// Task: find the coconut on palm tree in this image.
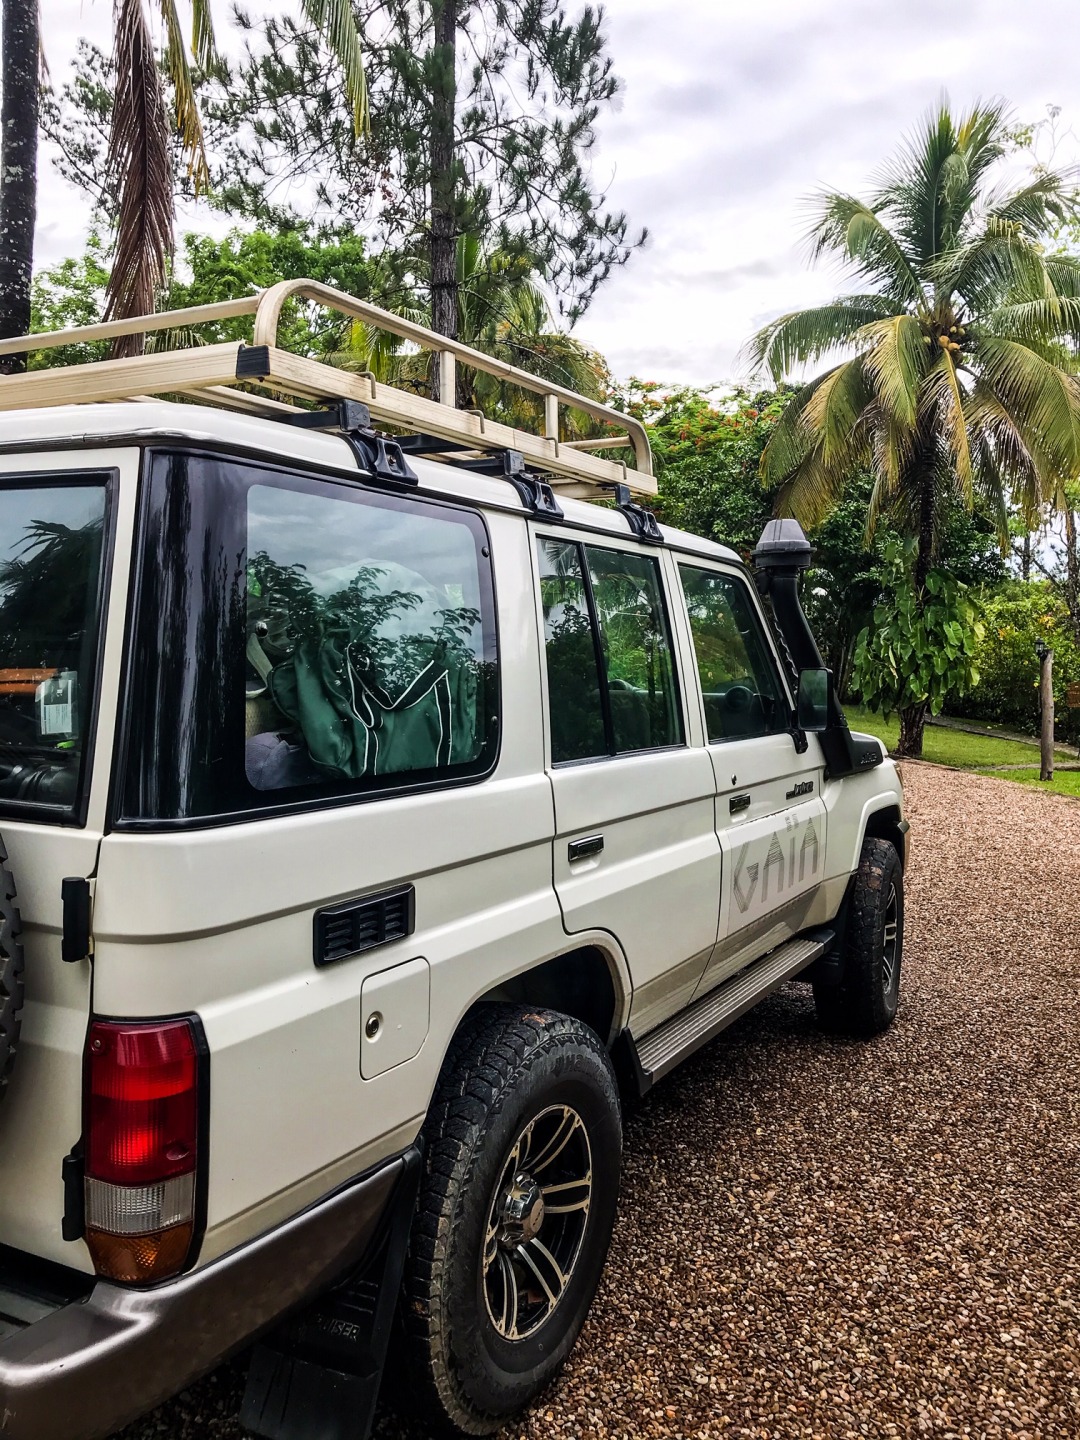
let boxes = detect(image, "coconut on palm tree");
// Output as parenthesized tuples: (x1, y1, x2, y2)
(751, 100, 1080, 756)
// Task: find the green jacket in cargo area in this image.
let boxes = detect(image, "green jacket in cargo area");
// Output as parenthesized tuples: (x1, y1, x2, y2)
(253, 559, 482, 782)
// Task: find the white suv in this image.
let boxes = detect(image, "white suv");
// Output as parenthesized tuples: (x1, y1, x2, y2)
(0, 289, 905, 1440)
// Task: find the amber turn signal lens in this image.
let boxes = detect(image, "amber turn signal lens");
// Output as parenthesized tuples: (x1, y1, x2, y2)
(85, 1222, 194, 1284)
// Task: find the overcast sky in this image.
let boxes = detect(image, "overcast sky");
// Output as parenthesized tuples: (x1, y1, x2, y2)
(35, 0, 1080, 387)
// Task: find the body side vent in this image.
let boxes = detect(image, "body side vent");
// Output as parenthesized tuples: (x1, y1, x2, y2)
(313, 885, 416, 968)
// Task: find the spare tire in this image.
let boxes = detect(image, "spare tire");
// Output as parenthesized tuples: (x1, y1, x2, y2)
(0, 837, 25, 1096)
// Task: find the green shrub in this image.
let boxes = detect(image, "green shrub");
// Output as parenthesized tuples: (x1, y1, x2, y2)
(959, 583, 1080, 738)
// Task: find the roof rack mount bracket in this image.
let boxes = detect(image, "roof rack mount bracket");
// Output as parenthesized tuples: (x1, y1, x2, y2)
(611, 482, 663, 543)
(398, 438, 563, 519)
(279, 399, 418, 488)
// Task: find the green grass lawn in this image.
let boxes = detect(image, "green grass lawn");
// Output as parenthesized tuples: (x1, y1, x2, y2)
(979, 768, 1080, 796)
(843, 705, 1080, 797)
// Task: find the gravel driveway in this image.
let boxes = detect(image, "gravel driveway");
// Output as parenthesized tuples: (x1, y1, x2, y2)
(121, 763, 1080, 1439)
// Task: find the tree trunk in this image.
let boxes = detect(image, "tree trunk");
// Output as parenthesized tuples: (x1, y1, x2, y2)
(1039, 646, 1054, 782)
(894, 459, 936, 759)
(1063, 505, 1080, 646)
(914, 461, 936, 596)
(1021, 530, 1032, 583)
(896, 701, 929, 759)
(0, 0, 40, 375)
(428, 0, 458, 399)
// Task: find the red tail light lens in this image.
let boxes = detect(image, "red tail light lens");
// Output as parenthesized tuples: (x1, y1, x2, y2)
(84, 1019, 202, 1283)
(86, 1021, 197, 1184)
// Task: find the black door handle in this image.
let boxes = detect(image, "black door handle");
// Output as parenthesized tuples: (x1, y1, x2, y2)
(568, 834, 604, 862)
(729, 793, 751, 814)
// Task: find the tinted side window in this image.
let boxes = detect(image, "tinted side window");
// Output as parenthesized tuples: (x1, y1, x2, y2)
(679, 565, 789, 742)
(586, 547, 682, 752)
(536, 539, 606, 763)
(120, 453, 498, 824)
(247, 482, 494, 792)
(537, 537, 683, 762)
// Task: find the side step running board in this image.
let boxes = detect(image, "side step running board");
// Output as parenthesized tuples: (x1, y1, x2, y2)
(630, 930, 834, 1090)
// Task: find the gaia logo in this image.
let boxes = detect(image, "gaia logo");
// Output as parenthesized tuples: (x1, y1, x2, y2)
(732, 815, 820, 916)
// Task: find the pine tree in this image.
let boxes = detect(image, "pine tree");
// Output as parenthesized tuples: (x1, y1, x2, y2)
(214, 1, 643, 371)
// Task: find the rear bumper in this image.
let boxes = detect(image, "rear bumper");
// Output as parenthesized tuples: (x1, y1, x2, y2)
(0, 1151, 409, 1440)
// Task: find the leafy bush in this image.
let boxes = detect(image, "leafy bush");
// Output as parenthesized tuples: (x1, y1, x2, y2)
(852, 540, 983, 719)
(960, 583, 1080, 738)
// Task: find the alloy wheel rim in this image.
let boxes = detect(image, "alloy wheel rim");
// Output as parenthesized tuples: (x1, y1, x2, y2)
(882, 883, 900, 996)
(482, 1104, 592, 1341)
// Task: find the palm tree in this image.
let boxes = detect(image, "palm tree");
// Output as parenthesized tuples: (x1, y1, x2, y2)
(751, 100, 1080, 756)
(0, 0, 41, 374)
(105, 0, 368, 349)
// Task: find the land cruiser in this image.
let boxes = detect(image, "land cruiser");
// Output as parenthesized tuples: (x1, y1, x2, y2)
(0, 283, 906, 1440)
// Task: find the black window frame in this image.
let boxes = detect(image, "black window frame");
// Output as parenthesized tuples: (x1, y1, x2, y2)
(535, 532, 686, 765)
(677, 560, 793, 746)
(0, 468, 116, 829)
(113, 447, 500, 830)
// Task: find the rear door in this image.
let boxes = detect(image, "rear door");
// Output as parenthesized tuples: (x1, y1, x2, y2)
(534, 532, 721, 1036)
(672, 560, 827, 1000)
(0, 452, 134, 1269)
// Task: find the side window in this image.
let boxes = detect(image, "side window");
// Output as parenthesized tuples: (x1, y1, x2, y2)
(536, 539, 607, 762)
(679, 565, 790, 742)
(246, 481, 496, 793)
(536, 536, 683, 762)
(585, 546, 682, 753)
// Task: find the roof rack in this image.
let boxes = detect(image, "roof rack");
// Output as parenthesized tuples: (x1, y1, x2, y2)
(0, 279, 654, 498)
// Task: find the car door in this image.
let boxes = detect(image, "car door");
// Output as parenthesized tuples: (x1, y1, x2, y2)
(673, 560, 828, 1000)
(534, 532, 721, 1036)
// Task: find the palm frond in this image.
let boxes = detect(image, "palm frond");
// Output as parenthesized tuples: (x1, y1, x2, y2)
(965, 376, 1048, 511)
(975, 333, 1080, 482)
(920, 349, 973, 501)
(877, 100, 1009, 263)
(859, 314, 929, 429)
(299, 0, 369, 135)
(807, 193, 923, 306)
(761, 371, 871, 525)
(981, 169, 1077, 238)
(189, 0, 217, 70)
(935, 221, 1052, 311)
(104, 0, 173, 351)
(1044, 256, 1080, 299)
(799, 358, 873, 467)
(159, 0, 210, 191)
(746, 295, 901, 381)
(984, 295, 1080, 349)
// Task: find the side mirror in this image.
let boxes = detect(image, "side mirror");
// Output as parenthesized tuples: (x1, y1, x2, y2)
(795, 667, 832, 733)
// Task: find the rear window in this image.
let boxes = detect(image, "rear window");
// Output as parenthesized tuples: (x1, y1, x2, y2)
(119, 453, 498, 824)
(0, 476, 110, 821)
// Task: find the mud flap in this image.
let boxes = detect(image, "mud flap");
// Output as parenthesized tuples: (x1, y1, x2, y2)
(240, 1145, 422, 1440)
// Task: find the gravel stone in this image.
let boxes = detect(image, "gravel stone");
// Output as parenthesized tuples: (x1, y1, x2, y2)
(120, 764, 1080, 1439)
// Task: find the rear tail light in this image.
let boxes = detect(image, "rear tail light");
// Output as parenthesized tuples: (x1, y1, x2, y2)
(83, 1018, 203, 1283)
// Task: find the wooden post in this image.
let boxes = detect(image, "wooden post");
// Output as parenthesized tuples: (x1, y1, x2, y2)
(1039, 644, 1054, 781)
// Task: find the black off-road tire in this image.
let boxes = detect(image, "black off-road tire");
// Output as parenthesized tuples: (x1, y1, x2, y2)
(814, 837, 903, 1037)
(0, 837, 25, 1094)
(393, 1005, 622, 1435)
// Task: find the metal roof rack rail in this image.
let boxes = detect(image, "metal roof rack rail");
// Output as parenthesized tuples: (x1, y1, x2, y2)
(0, 279, 654, 500)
